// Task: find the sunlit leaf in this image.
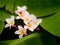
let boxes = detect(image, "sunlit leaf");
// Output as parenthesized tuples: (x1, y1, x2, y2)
(0, 32, 56, 45)
(0, 0, 5, 8)
(0, 9, 12, 22)
(5, 0, 15, 14)
(0, 21, 4, 34)
(0, 33, 43, 45)
(5, 0, 60, 17)
(40, 11, 60, 37)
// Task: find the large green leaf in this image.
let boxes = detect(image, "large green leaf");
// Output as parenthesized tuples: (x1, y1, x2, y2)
(14, 0, 60, 17)
(0, 32, 56, 45)
(0, 0, 5, 8)
(5, 0, 60, 17)
(40, 11, 60, 37)
(0, 8, 12, 33)
(0, 9, 12, 22)
(5, 0, 15, 14)
(40, 32, 56, 45)
(0, 21, 4, 34)
(0, 33, 43, 45)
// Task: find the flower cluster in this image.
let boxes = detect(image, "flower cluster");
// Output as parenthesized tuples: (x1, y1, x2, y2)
(5, 6, 42, 38)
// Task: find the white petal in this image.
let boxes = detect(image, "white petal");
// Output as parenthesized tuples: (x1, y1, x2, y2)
(23, 16, 31, 24)
(29, 28, 34, 32)
(24, 21, 28, 25)
(25, 11, 29, 15)
(24, 30, 27, 35)
(9, 26, 11, 29)
(11, 21, 14, 25)
(24, 12, 30, 17)
(28, 21, 36, 31)
(6, 18, 10, 23)
(33, 19, 42, 30)
(15, 30, 20, 34)
(26, 24, 34, 32)
(18, 25, 23, 30)
(17, 6, 21, 10)
(11, 16, 14, 20)
(22, 6, 27, 10)
(5, 24, 9, 28)
(24, 32, 27, 35)
(37, 19, 42, 24)
(15, 10, 20, 15)
(16, 16, 20, 19)
(24, 13, 29, 18)
(30, 14, 37, 20)
(19, 34, 23, 38)
(24, 27, 27, 33)
(24, 25, 28, 30)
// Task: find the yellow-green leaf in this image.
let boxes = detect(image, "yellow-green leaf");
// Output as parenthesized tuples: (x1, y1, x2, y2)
(40, 11, 60, 37)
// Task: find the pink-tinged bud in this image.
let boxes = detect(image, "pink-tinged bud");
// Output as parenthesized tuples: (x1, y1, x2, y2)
(35, 27, 40, 31)
(12, 25, 16, 27)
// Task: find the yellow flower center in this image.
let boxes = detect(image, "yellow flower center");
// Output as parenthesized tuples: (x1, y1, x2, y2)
(34, 21, 37, 25)
(20, 14, 24, 17)
(28, 23, 32, 28)
(25, 18, 29, 22)
(9, 20, 13, 25)
(20, 30, 25, 34)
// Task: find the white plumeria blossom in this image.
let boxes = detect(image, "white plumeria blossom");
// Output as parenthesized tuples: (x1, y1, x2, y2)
(5, 16, 15, 28)
(15, 26, 27, 38)
(30, 14, 42, 25)
(15, 6, 29, 19)
(15, 6, 27, 15)
(32, 19, 42, 29)
(23, 14, 32, 24)
(24, 14, 42, 32)
(24, 22, 34, 32)
(4, 6, 43, 39)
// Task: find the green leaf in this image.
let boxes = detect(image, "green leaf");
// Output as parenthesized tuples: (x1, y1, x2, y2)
(0, 21, 4, 34)
(0, 9, 12, 22)
(0, 0, 5, 8)
(0, 32, 56, 45)
(0, 33, 43, 45)
(40, 31, 56, 45)
(5, 0, 60, 17)
(14, 0, 60, 17)
(40, 11, 60, 37)
(5, 0, 15, 14)
(0, 8, 11, 33)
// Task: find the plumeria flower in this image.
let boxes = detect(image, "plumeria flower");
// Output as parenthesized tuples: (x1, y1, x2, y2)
(15, 26, 27, 38)
(32, 19, 42, 29)
(30, 14, 37, 20)
(24, 21, 34, 32)
(24, 14, 42, 32)
(5, 16, 15, 28)
(15, 6, 29, 19)
(30, 14, 42, 25)
(23, 14, 32, 24)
